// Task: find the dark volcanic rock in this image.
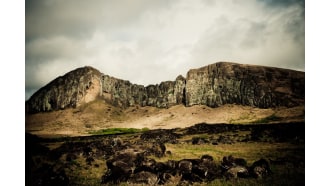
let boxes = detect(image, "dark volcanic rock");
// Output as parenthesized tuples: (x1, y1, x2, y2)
(249, 158, 272, 178)
(27, 123, 303, 185)
(26, 62, 304, 112)
(140, 129, 181, 144)
(128, 171, 159, 185)
(225, 166, 249, 179)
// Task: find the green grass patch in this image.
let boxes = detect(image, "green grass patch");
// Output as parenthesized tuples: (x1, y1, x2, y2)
(159, 142, 304, 164)
(89, 127, 149, 135)
(253, 114, 281, 124)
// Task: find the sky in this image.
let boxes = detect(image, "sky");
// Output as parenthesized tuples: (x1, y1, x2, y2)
(25, 0, 305, 100)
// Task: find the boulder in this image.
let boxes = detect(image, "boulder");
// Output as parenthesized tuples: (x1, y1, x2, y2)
(127, 171, 159, 185)
(250, 158, 272, 178)
(225, 166, 249, 179)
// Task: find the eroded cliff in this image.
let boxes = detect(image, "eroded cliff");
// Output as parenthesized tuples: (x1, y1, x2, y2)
(26, 66, 102, 112)
(26, 62, 304, 113)
(185, 62, 304, 108)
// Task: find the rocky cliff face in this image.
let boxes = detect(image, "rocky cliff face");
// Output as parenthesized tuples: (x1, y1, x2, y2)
(101, 73, 186, 108)
(26, 66, 102, 113)
(185, 62, 304, 108)
(26, 62, 304, 113)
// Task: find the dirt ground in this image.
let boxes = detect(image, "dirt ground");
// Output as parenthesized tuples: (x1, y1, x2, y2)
(26, 99, 304, 137)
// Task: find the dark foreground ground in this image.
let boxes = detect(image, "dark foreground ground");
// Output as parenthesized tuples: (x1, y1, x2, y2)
(26, 122, 305, 185)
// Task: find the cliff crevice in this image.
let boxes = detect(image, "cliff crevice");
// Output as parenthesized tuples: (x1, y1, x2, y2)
(26, 62, 304, 113)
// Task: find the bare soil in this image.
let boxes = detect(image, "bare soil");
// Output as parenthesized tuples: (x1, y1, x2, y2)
(26, 99, 304, 137)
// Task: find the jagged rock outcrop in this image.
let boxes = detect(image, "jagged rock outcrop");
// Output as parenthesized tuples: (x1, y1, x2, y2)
(26, 66, 102, 112)
(101, 74, 185, 108)
(185, 62, 304, 108)
(26, 62, 304, 113)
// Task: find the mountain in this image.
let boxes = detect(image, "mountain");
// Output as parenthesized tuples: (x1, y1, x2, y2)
(26, 62, 304, 113)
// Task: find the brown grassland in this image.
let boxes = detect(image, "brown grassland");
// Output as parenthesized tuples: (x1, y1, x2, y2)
(26, 98, 304, 137)
(26, 99, 304, 185)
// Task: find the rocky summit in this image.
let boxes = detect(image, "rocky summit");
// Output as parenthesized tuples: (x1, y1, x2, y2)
(26, 62, 304, 113)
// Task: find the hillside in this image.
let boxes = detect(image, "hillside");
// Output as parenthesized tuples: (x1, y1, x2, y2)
(26, 100, 304, 137)
(26, 62, 305, 113)
(25, 62, 304, 137)
(26, 62, 305, 185)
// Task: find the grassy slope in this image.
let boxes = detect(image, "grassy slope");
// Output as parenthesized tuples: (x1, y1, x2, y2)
(26, 98, 305, 137)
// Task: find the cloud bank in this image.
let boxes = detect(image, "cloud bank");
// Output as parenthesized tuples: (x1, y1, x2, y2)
(26, 0, 304, 100)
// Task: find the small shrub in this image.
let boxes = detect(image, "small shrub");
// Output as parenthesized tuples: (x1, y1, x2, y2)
(89, 127, 149, 135)
(253, 114, 281, 124)
(85, 124, 92, 128)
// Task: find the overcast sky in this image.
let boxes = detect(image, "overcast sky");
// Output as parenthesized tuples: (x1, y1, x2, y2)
(25, 0, 305, 100)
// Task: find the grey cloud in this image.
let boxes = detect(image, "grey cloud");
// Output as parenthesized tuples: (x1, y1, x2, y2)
(26, 37, 86, 64)
(26, 0, 171, 41)
(239, 21, 267, 49)
(25, 87, 38, 100)
(189, 0, 304, 70)
(258, 0, 305, 7)
(25, 0, 174, 86)
(26, 0, 304, 100)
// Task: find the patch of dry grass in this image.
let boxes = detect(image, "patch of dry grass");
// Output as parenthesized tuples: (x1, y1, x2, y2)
(26, 100, 305, 137)
(64, 156, 107, 185)
(155, 142, 304, 165)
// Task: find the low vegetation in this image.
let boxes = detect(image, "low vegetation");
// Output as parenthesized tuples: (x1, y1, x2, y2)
(89, 127, 149, 135)
(252, 114, 282, 124)
(26, 122, 304, 185)
(229, 113, 283, 124)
